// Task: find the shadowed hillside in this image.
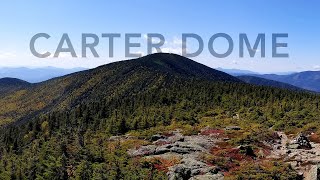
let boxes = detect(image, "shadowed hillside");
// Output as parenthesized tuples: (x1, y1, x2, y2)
(0, 78, 30, 95)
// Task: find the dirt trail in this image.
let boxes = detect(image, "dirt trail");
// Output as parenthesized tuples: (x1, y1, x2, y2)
(267, 131, 288, 158)
(278, 131, 289, 154)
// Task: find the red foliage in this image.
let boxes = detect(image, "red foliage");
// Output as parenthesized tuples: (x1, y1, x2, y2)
(200, 129, 224, 136)
(309, 133, 320, 143)
(153, 163, 168, 172)
(211, 142, 247, 161)
(220, 148, 246, 161)
(253, 142, 272, 158)
(152, 158, 180, 172)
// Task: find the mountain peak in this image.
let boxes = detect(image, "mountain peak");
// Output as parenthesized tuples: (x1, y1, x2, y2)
(119, 53, 242, 82)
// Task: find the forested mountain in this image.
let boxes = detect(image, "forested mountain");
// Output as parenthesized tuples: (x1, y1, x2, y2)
(249, 71, 320, 92)
(237, 75, 304, 91)
(0, 53, 319, 179)
(0, 53, 241, 126)
(0, 78, 30, 94)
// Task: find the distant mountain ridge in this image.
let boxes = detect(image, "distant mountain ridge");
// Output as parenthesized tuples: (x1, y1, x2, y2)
(217, 68, 320, 92)
(0, 67, 86, 83)
(237, 75, 304, 91)
(249, 71, 320, 92)
(2, 61, 317, 96)
(217, 68, 259, 76)
(218, 68, 297, 76)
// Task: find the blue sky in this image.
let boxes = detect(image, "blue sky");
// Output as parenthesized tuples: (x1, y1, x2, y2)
(0, 0, 319, 73)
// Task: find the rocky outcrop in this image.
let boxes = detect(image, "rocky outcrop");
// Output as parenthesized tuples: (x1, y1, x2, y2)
(130, 132, 218, 157)
(288, 134, 312, 150)
(128, 130, 224, 180)
(128, 145, 157, 156)
(155, 141, 206, 155)
(190, 173, 224, 180)
(268, 132, 320, 179)
(305, 164, 320, 180)
(167, 158, 222, 180)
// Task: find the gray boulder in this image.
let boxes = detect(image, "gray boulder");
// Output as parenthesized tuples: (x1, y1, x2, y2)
(288, 134, 312, 149)
(225, 126, 241, 131)
(167, 158, 221, 180)
(168, 133, 185, 143)
(190, 173, 224, 180)
(155, 141, 206, 155)
(167, 164, 192, 180)
(128, 145, 157, 156)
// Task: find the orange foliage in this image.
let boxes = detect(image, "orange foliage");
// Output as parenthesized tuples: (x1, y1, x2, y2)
(309, 133, 320, 143)
(152, 157, 181, 172)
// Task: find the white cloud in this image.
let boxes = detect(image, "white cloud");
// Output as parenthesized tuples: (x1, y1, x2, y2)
(252, 48, 260, 52)
(0, 52, 17, 59)
(173, 37, 183, 46)
(143, 34, 148, 40)
(51, 53, 73, 58)
(232, 60, 238, 65)
(313, 65, 320, 70)
(158, 47, 182, 54)
(143, 34, 164, 44)
(142, 35, 188, 55)
(148, 36, 187, 55)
